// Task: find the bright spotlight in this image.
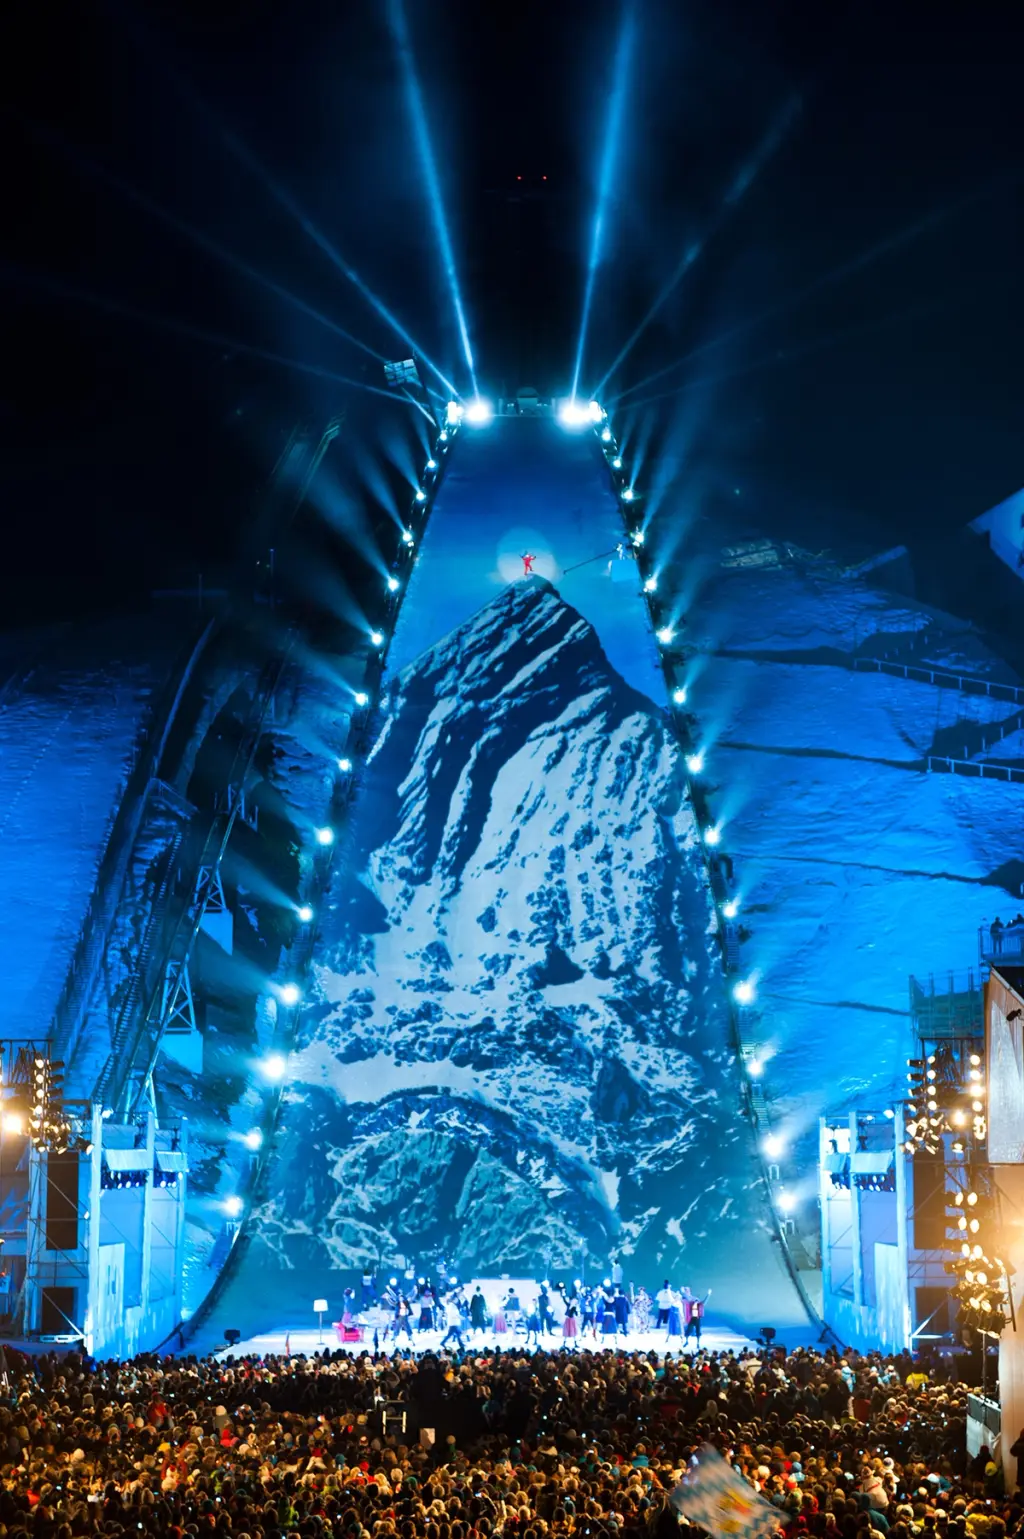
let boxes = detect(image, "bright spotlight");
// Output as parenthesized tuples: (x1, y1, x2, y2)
(588, 400, 604, 422)
(673, 686, 687, 705)
(630, 529, 644, 546)
(354, 691, 369, 707)
(260, 1052, 287, 1082)
(722, 897, 739, 919)
(426, 458, 437, 471)
(884, 1107, 895, 1119)
(558, 399, 591, 429)
(601, 427, 613, 443)
(612, 456, 623, 469)
(439, 429, 449, 443)
(465, 398, 493, 425)
(622, 486, 635, 502)
(446, 401, 463, 425)
(414, 488, 427, 503)
(657, 626, 674, 645)
(279, 982, 301, 1007)
(315, 826, 335, 847)
(704, 824, 721, 846)
(370, 631, 384, 647)
(747, 1058, 764, 1078)
(734, 978, 756, 1006)
(387, 575, 400, 592)
(686, 751, 704, 775)
(644, 576, 658, 593)
(224, 1195, 244, 1218)
(2, 1111, 24, 1136)
(243, 1129, 263, 1152)
(402, 529, 415, 546)
(297, 904, 314, 923)
(777, 1190, 796, 1215)
(763, 1134, 784, 1159)
(338, 757, 352, 773)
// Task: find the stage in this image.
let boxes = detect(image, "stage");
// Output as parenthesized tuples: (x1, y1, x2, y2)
(212, 1317, 757, 1360)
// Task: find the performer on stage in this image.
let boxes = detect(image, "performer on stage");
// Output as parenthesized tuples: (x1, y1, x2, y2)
(469, 1286, 487, 1337)
(562, 1295, 579, 1345)
(521, 552, 535, 576)
(684, 1287, 712, 1347)
(440, 1295, 466, 1352)
(655, 1279, 673, 1330)
(665, 1288, 684, 1343)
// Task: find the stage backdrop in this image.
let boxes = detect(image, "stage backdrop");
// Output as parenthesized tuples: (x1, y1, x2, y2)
(233, 418, 809, 1335)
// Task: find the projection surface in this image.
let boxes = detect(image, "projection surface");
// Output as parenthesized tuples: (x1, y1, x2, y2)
(227, 418, 808, 1335)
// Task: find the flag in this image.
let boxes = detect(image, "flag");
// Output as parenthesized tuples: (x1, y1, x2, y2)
(670, 1446, 780, 1539)
(285, 1333, 291, 1358)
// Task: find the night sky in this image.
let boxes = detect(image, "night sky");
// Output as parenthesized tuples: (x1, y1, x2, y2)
(3, 0, 1021, 629)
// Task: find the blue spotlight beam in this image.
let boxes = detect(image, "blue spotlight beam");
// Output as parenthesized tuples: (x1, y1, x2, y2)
(217, 126, 459, 398)
(0, 265, 413, 404)
(571, 2, 636, 402)
(24, 117, 387, 365)
(593, 94, 802, 396)
(386, 0, 476, 395)
(611, 167, 1022, 404)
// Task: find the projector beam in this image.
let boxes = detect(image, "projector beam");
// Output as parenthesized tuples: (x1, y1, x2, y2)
(570, 0, 636, 402)
(219, 128, 458, 398)
(593, 94, 802, 396)
(612, 168, 1021, 405)
(28, 122, 388, 365)
(387, 0, 477, 395)
(0, 266, 408, 404)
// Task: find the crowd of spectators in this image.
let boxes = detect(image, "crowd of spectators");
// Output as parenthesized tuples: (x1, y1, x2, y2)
(0, 1341, 1007, 1539)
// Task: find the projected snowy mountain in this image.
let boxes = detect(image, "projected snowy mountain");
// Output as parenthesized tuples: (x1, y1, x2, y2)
(249, 576, 782, 1309)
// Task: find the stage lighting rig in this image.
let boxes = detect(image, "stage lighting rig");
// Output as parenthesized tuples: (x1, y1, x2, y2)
(28, 1052, 71, 1154)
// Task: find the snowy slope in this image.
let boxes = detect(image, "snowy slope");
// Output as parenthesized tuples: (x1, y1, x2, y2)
(0, 622, 173, 1041)
(687, 559, 1024, 1175)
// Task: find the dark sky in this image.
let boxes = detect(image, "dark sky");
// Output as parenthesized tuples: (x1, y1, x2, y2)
(2, 0, 1021, 627)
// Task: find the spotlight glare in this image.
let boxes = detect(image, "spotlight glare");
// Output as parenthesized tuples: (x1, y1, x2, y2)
(338, 757, 352, 772)
(2, 1112, 24, 1136)
(260, 1052, 287, 1082)
(747, 1058, 763, 1078)
(704, 824, 721, 846)
(883, 1107, 895, 1119)
(588, 400, 604, 422)
(297, 904, 314, 923)
(622, 486, 635, 502)
(777, 1189, 796, 1214)
(558, 399, 591, 429)
(734, 978, 756, 1005)
(387, 575, 400, 592)
(644, 575, 658, 593)
(465, 398, 493, 425)
(446, 400, 463, 425)
(279, 982, 301, 1007)
(673, 686, 687, 705)
(354, 691, 370, 706)
(439, 429, 449, 442)
(370, 631, 384, 647)
(243, 1129, 263, 1151)
(686, 751, 704, 775)
(630, 528, 644, 546)
(723, 898, 739, 919)
(763, 1134, 784, 1159)
(657, 626, 674, 645)
(414, 488, 427, 502)
(224, 1195, 244, 1218)
(315, 826, 335, 847)
(612, 456, 623, 469)
(601, 427, 613, 443)
(426, 458, 437, 470)
(402, 529, 415, 546)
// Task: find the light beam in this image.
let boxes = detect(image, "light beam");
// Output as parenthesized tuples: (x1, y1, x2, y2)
(387, 0, 477, 393)
(571, 2, 636, 402)
(594, 94, 802, 394)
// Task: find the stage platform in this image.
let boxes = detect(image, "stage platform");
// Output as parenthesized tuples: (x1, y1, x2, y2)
(212, 1320, 757, 1360)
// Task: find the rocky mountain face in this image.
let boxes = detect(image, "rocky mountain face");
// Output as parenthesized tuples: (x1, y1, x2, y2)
(249, 578, 794, 1321)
